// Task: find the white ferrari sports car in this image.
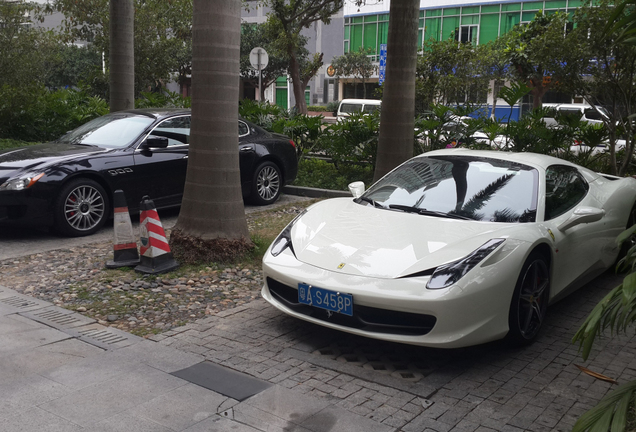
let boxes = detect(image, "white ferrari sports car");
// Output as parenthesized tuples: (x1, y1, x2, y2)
(262, 149, 636, 348)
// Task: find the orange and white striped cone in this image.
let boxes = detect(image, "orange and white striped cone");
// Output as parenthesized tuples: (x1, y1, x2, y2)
(106, 190, 140, 268)
(134, 196, 179, 274)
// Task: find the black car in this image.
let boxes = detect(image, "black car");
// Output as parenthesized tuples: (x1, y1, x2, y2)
(0, 109, 298, 237)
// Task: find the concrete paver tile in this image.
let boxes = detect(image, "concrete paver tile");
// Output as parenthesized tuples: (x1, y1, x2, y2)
(2, 407, 83, 432)
(242, 385, 330, 424)
(38, 364, 187, 427)
(303, 405, 395, 432)
(91, 411, 174, 432)
(183, 415, 265, 432)
(131, 383, 230, 430)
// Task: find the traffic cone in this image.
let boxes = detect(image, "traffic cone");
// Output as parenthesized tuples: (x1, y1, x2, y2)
(106, 190, 140, 269)
(134, 195, 179, 274)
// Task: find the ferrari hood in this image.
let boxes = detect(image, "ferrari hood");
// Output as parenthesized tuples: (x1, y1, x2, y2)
(291, 198, 525, 279)
(0, 142, 105, 181)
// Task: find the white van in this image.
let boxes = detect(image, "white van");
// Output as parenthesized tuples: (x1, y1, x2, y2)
(542, 103, 610, 127)
(336, 99, 381, 122)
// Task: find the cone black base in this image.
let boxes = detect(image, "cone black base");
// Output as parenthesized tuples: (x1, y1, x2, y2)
(134, 252, 179, 274)
(106, 248, 140, 269)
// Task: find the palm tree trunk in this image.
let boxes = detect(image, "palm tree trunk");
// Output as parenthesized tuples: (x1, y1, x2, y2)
(109, 0, 134, 112)
(373, 0, 419, 182)
(170, 0, 251, 262)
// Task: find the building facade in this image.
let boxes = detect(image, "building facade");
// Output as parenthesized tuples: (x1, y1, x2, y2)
(333, 0, 587, 119)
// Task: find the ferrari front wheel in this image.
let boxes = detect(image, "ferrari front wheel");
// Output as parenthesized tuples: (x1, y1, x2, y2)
(506, 252, 550, 345)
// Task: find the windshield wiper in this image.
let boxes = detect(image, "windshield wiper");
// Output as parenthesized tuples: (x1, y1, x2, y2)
(388, 205, 472, 220)
(355, 196, 387, 209)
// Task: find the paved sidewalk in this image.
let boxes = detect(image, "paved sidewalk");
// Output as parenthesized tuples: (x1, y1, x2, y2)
(1, 271, 634, 431)
(0, 285, 392, 432)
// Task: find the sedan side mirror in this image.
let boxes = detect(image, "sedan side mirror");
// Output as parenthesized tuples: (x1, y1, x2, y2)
(142, 135, 169, 149)
(558, 206, 605, 231)
(348, 181, 365, 198)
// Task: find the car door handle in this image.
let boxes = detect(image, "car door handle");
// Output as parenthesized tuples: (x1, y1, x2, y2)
(182, 155, 188, 159)
(240, 146, 253, 152)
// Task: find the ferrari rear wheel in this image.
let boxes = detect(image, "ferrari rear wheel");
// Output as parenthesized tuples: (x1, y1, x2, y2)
(506, 252, 550, 345)
(619, 202, 636, 261)
(54, 178, 109, 237)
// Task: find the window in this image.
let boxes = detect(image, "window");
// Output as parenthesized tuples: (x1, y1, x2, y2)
(151, 116, 191, 147)
(544, 165, 589, 220)
(362, 156, 539, 223)
(457, 25, 478, 44)
(238, 121, 250, 137)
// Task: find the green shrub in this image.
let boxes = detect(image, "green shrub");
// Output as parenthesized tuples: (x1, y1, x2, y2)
(0, 85, 108, 142)
(0, 139, 39, 151)
(239, 99, 285, 123)
(307, 105, 329, 112)
(293, 158, 373, 191)
(321, 111, 380, 168)
(326, 100, 340, 115)
(136, 90, 191, 109)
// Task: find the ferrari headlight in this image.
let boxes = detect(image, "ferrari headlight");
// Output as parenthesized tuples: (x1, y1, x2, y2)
(270, 210, 306, 257)
(0, 173, 45, 191)
(426, 239, 505, 290)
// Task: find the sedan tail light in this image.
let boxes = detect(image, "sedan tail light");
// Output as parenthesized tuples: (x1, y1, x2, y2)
(289, 140, 296, 148)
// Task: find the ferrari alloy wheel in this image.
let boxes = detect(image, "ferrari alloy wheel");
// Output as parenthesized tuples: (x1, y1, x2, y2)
(619, 203, 636, 260)
(252, 161, 282, 205)
(55, 179, 109, 237)
(507, 252, 550, 345)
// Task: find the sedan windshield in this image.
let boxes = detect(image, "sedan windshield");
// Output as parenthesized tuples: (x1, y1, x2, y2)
(362, 155, 539, 222)
(57, 114, 155, 148)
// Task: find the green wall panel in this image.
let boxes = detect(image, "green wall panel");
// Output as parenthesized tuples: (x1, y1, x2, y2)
(378, 22, 388, 45)
(351, 24, 363, 51)
(481, 5, 501, 13)
(462, 15, 479, 25)
(425, 17, 441, 42)
(363, 23, 377, 52)
(523, 1, 543, 10)
(442, 16, 459, 40)
(426, 9, 441, 17)
(462, 6, 479, 14)
(480, 13, 500, 44)
(502, 3, 521, 11)
(545, 0, 567, 7)
(501, 11, 521, 34)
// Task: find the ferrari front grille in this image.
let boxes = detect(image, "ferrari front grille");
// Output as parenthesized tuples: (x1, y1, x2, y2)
(266, 277, 436, 336)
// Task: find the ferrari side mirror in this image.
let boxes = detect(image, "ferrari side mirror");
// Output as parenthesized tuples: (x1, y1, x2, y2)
(558, 206, 605, 231)
(348, 181, 365, 198)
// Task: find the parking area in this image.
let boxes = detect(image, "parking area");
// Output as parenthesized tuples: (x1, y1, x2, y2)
(151, 271, 635, 432)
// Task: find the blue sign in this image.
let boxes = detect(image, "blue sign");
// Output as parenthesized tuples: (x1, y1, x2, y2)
(379, 44, 387, 86)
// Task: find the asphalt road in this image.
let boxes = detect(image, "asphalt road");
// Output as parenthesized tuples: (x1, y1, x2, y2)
(0, 194, 312, 261)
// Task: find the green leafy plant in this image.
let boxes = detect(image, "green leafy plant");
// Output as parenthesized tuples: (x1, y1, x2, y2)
(321, 110, 379, 168)
(135, 90, 191, 108)
(572, 226, 636, 432)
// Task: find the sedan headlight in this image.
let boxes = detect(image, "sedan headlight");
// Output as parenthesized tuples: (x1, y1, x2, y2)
(426, 239, 505, 290)
(0, 173, 45, 191)
(270, 210, 306, 257)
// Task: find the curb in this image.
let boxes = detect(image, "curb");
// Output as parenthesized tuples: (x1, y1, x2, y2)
(283, 185, 351, 199)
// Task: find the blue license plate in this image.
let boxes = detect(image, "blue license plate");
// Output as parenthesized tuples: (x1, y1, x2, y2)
(298, 283, 353, 316)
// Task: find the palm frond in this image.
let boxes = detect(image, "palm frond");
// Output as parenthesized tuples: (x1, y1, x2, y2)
(572, 380, 636, 432)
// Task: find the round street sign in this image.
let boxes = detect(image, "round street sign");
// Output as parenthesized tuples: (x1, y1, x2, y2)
(249, 47, 269, 70)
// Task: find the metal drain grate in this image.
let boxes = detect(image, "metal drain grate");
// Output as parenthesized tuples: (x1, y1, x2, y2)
(64, 323, 142, 350)
(78, 328, 128, 344)
(1, 296, 41, 309)
(313, 343, 443, 382)
(21, 307, 96, 330)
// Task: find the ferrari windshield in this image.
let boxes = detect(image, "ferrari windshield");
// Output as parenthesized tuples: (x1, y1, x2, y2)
(362, 155, 539, 222)
(56, 114, 155, 148)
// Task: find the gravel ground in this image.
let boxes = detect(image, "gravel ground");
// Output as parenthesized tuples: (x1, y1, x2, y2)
(0, 205, 308, 337)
